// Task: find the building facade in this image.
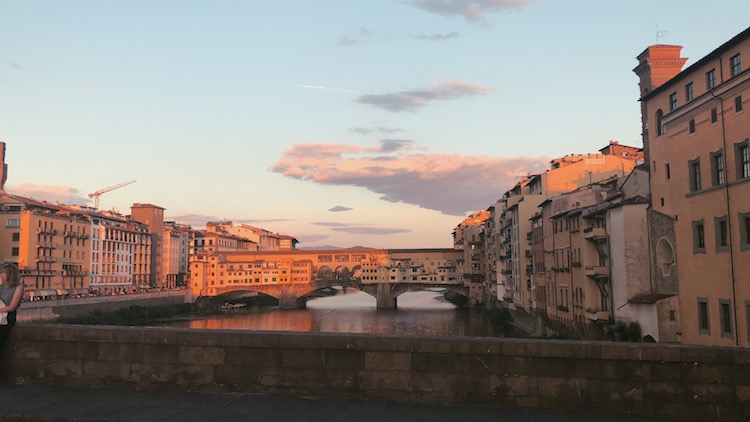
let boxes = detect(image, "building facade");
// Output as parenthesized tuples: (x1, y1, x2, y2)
(635, 27, 750, 346)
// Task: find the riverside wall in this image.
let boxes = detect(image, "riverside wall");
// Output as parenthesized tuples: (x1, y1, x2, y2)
(17, 290, 193, 321)
(2, 325, 749, 419)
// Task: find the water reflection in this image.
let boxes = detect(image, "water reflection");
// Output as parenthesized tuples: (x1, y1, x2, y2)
(162, 289, 495, 337)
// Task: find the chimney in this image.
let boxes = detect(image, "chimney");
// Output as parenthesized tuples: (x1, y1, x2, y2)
(633, 45, 688, 98)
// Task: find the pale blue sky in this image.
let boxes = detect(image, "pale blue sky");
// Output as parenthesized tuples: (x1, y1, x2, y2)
(2, 1, 749, 248)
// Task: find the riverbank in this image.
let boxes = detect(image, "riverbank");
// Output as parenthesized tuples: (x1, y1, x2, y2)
(19, 289, 193, 321)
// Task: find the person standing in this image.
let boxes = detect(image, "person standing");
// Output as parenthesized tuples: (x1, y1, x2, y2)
(0, 263, 24, 346)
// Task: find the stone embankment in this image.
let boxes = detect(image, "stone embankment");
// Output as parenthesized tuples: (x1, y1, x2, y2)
(3, 324, 748, 420)
(17, 290, 193, 321)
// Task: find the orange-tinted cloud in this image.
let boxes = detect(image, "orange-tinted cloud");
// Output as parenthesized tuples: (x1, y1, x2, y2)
(355, 80, 490, 112)
(6, 183, 89, 205)
(406, 0, 534, 22)
(270, 142, 549, 216)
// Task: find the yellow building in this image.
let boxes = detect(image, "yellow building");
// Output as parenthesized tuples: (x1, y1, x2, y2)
(635, 27, 750, 346)
(0, 193, 90, 297)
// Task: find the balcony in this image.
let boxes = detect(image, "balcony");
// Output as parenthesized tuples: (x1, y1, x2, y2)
(585, 265, 608, 280)
(524, 250, 532, 258)
(501, 269, 513, 276)
(584, 227, 606, 242)
(35, 256, 58, 263)
(586, 308, 611, 321)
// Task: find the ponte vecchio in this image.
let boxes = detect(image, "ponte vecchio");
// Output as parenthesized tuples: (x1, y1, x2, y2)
(189, 248, 478, 309)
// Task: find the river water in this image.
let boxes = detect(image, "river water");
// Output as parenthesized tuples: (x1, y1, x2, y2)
(161, 288, 497, 337)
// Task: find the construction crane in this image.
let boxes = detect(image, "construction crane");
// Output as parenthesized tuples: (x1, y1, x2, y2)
(89, 180, 136, 209)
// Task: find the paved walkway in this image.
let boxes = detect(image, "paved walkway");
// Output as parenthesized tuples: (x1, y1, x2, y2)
(0, 384, 718, 422)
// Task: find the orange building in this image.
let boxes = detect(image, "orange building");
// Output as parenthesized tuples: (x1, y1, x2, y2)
(635, 27, 750, 346)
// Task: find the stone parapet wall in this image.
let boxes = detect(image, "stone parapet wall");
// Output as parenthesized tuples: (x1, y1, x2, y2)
(3, 325, 749, 419)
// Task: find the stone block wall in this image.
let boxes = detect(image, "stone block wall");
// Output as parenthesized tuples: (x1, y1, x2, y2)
(3, 324, 749, 419)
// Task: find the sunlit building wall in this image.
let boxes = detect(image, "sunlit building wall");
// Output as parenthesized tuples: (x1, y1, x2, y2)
(635, 27, 750, 346)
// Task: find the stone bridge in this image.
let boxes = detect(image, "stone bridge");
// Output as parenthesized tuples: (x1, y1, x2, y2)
(191, 248, 470, 309)
(210, 278, 469, 309)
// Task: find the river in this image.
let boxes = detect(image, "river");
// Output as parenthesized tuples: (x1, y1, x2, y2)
(161, 288, 497, 337)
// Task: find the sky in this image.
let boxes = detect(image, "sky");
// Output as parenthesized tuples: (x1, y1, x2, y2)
(2, 1, 750, 249)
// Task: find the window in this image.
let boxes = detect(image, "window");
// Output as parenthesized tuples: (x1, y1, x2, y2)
(719, 300, 733, 339)
(689, 119, 696, 134)
(689, 159, 702, 192)
(736, 95, 743, 113)
(736, 141, 750, 180)
(6, 219, 20, 228)
(698, 298, 710, 335)
(669, 92, 677, 111)
(656, 110, 665, 136)
(740, 212, 750, 251)
(11, 233, 19, 242)
(693, 220, 706, 254)
(711, 108, 718, 124)
(11, 247, 18, 256)
(730, 54, 741, 77)
(685, 82, 693, 101)
(711, 151, 724, 186)
(715, 216, 729, 252)
(665, 163, 671, 179)
(706, 69, 716, 89)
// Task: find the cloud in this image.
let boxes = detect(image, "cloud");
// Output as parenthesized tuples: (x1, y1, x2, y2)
(413, 31, 460, 41)
(328, 206, 353, 212)
(6, 183, 90, 205)
(350, 125, 404, 136)
(299, 84, 354, 94)
(337, 27, 389, 46)
(271, 142, 549, 216)
(331, 226, 411, 235)
(405, 0, 534, 22)
(71, 82, 90, 89)
(313, 222, 411, 236)
(7, 61, 22, 70)
(355, 80, 490, 112)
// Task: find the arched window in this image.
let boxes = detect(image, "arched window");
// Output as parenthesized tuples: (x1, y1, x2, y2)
(656, 238, 675, 276)
(656, 109, 665, 136)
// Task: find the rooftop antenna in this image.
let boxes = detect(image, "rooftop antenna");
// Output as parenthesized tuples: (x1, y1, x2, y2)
(656, 25, 669, 44)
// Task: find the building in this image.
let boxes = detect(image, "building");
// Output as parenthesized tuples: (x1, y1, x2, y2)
(0, 193, 91, 297)
(130, 203, 166, 288)
(452, 210, 490, 306)
(0, 142, 7, 191)
(489, 147, 642, 315)
(163, 222, 191, 287)
(86, 209, 152, 292)
(634, 27, 750, 346)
